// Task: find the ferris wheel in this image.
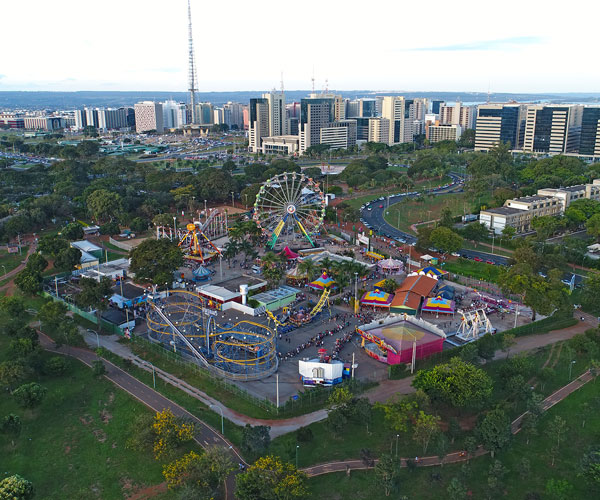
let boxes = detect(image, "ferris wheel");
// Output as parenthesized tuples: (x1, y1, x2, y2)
(253, 172, 326, 248)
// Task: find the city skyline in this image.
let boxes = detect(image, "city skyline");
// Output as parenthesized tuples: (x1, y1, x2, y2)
(1, 0, 598, 93)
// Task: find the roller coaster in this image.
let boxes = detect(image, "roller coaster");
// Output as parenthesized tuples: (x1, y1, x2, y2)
(265, 288, 331, 332)
(146, 290, 277, 381)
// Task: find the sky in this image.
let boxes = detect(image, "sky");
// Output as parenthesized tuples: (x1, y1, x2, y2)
(1, 0, 599, 93)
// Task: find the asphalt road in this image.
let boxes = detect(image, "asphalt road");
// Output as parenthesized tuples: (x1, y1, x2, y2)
(359, 172, 464, 245)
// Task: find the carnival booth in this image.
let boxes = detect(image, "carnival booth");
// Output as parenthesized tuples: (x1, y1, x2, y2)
(378, 258, 404, 274)
(286, 266, 308, 285)
(309, 272, 337, 291)
(357, 317, 445, 365)
(415, 266, 447, 279)
(421, 296, 455, 316)
(360, 289, 393, 309)
(365, 251, 384, 261)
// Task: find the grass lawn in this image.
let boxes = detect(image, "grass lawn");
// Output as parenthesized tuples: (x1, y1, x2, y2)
(0, 246, 28, 275)
(270, 341, 596, 469)
(101, 240, 130, 254)
(460, 239, 514, 258)
(306, 378, 600, 499)
(443, 258, 505, 284)
(383, 192, 473, 233)
(0, 332, 168, 499)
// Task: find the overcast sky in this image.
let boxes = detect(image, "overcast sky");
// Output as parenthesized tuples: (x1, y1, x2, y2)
(1, 0, 598, 93)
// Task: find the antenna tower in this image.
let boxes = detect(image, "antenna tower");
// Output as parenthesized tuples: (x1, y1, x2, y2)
(187, 0, 198, 124)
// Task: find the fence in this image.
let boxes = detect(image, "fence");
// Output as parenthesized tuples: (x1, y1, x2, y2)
(109, 237, 133, 251)
(41, 291, 125, 336)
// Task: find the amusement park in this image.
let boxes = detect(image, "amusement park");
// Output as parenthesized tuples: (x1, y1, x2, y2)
(63, 170, 538, 407)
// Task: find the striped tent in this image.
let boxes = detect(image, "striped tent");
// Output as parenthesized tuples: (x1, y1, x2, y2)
(360, 289, 393, 308)
(421, 296, 455, 315)
(416, 266, 447, 278)
(309, 272, 337, 291)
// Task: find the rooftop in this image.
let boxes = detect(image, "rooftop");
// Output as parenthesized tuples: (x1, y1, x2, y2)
(481, 206, 524, 215)
(252, 286, 299, 304)
(510, 195, 553, 203)
(211, 274, 266, 292)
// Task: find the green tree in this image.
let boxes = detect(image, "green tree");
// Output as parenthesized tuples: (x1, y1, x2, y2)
(0, 296, 25, 317)
(38, 234, 69, 257)
(129, 239, 184, 285)
(38, 300, 68, 333)
(374, 454, 401, 497)
(412, 411, 440, 454)
(586, 213, 600, 240)
(429, 226, 463, 253)
(61, 222, 84, 240)
(14, 269, 42, 295)
(53, 247, 81, 271)
(76, 277, 113, 331)
(12, 382, 47, 408)
(520, 412, 538, 445)
(0, 474, 34, 500)
(477, 407, 511, 458)
(546, 415, 568, 454)
(487, 460, 508, 491)
(241, 424, 271, 456)
(1, 413, 22, 445)
(43, 356, 69, 376)
(581, 272, 600, 311)
(92, 360, 106, 377)
(235, 455, 307, 500)
(579, 447, 600, 490)
(87, 189, 122, 223)
(130, 217, 149, 233)
(412, 357, 493, 409)
(438, 207, 455, 228)
(0, 361, 27, 391)
(380, 279, 399, 294)
(545, 479, 573, 500)
(446, 477, 467, 500)
(26, 252, 48, 273)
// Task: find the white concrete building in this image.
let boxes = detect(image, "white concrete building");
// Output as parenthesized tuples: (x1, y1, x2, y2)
(134, 101, 164, 134)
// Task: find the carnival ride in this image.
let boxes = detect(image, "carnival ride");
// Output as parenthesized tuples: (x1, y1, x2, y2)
(455, 308, 495, 342)
(253, 172, 326, 249)
(265, 288, 331, 332)
(156, 208, 226, 264)
(146, 290, 277, 380)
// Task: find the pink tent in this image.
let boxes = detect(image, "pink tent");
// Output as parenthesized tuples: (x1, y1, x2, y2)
(279, 246, 299, 259)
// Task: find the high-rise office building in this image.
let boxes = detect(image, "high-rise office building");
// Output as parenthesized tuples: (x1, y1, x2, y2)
(368, 117, 390, 143)
(579, 107, 600, 156)
(359, 98, 377, 118)
(431, 100, 444, 114)
(248, 98, 269, 153)
(428, 124, 462, 143)
(474, 104, 525, 151)
(309, 93, 346, 121)
(347, 100, 360, 118)
(319, 120, 357, 150)
(85, 108, 99, 129)
(195, 102, 213, 125)
(162, 100, 187, 129)
(440, 102, 475, 129)
(264, 91, 287, 136)
(223, 102, 244, 129)
(97, 108, 128, 131)
(134, 101, 164, 134)
(522, 105, 582, 154)
(380, 96, 417, 145)
(74, 109, 87, 129)
(299, 97, 335, 153)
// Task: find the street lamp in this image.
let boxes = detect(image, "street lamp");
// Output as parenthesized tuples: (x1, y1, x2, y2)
(296, 445, 300, 469)
(210, 404, 224, 435)
(1, 264, 6, 277)
(94, 331, 100, 349)
(569, 360, 576, 381)
(170, 340, 177, 353)
(354, 272, 358, 314)
(395, 434, 399, 457)
(145, 361, 156, 389)
(173, 216, 177, 236)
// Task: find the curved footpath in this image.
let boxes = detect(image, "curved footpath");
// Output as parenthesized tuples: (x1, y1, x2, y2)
(38, 329, 595, 484)
(36, 331, 242, 500)
(0, 241, 37, 291)
(76, 313, 596, 439)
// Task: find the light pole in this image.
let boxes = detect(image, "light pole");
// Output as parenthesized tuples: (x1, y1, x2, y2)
(146, 361, 156, 389)
(490, 231, 496, 255)
(173, 216, 177, 237)
(210, 404, 224, 435)
(231, 191, 235, 207)
(296, 445, 300, 469)
(1, 264, 6, 277)
(204, 199, 207, 214)
(569, 360, 576, 381)
(94, 331, 100, 349)
(354, 272, 358, 314)
(170, 340, 177, 353)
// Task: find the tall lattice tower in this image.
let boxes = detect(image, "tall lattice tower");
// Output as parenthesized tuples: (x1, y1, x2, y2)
(187, 0, 198, 124)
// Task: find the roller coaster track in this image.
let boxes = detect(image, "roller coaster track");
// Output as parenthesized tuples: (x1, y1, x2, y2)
(308, 288, 330, 317)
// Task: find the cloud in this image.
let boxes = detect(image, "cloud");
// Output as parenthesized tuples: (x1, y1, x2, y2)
(407, 36, 543, 52)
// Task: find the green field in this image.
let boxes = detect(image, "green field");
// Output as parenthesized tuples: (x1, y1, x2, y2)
(0, 321, 167, 499)
(384, 192, 473, 233)
(443, 258, 505, 284)
(306, 378, 600, 499)
(0, 246, 28, 275)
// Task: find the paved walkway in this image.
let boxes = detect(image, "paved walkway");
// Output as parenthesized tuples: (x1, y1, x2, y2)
(0, 241, 36, 291)
(79, 311, 597, 439)
(37, 331, 242, 500)
(303, 369, 594, 477)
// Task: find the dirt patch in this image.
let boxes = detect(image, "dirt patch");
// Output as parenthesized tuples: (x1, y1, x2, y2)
(92, 429, 107, 442)
(126, 482, 168, 500)
(100, 409, 113, 424)
(458, 414, 478, 431)
(79, 414, 94, 425)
